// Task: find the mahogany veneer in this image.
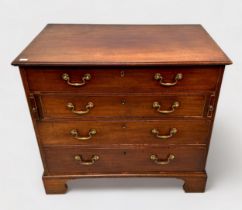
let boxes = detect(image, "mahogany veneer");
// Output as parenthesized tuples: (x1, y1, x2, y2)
(12, 24, 231, 194)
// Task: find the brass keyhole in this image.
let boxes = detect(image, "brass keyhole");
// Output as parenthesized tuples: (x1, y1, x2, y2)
(121, 99, 126, 105)
(120, 71, 125, 77)
(121, 124, 127, 129)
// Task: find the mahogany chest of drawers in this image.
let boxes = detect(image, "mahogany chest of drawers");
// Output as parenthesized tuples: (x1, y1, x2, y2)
(12, 24, 231, 193)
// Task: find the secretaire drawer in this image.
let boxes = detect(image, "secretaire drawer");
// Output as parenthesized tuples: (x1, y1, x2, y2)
(44, 146, 207, 175)
(37, 120, 211, 145)
(38, 94, 207, 119)
(24, 66, 222, 93)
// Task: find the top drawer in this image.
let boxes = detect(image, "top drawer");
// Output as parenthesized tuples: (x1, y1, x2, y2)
(24, 66, 222, 93)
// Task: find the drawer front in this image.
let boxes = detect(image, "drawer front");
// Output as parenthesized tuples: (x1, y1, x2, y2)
(25, 66, 221, 93)
(39, 94, 207, 119)
(44, 146, 207, 175)
(37, 120, 210, 145)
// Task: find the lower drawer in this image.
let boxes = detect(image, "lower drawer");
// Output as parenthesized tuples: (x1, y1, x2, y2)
(37, 120, 211, 145)
(44, 146, 207, 175)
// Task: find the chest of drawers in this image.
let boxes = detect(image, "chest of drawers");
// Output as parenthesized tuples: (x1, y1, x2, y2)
(12, 24, 231, 194)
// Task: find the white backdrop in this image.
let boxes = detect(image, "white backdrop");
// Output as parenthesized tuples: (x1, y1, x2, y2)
(0, 0, 241, 209)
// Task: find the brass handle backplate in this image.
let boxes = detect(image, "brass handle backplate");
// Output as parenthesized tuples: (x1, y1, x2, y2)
(154, 73, 183, 86)
(150, 154, 175, 165)
(67, 102, 94, 115)
(62, 73, 91, 86)
(74, 155, 99, 165)
(70, 129, 97, 140)
(151, 128, 177, 139)
(153, 101, 179, 114)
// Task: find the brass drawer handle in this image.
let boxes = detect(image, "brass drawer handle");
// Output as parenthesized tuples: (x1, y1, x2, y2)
(150, 154, 175, 165)
(67, 102, 94, 115)
(62, 73, 91, 86)
(153, 101, 179, 114)
(154, 73, 183, 86)
(151, 128, 177, 139)
(74, 155, 99, 165)
(70, 129, 97, 140)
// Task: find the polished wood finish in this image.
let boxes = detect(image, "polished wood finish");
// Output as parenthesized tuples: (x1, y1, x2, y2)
(12, 24, 231, 66)
(39, 94, 207, 119)
(182, 174, 207, 193)
(12, 24, 231, 194)
(42, 172, 207, 194)
(44, 146, 206, 175)
(42, 176, 68, 194)
(37, 120, 211, 145)
(25, 67, 221, 93)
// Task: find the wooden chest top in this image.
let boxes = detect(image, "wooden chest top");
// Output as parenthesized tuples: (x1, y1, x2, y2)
(12, 24, 231, 66)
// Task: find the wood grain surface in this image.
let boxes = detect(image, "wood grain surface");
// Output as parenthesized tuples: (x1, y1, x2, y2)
(38, 94, 207, 119)
(12, 24, 231, 66)
(44, 146, 207, 175)
(24, 67, 222, 92)
(37, 120, 211, 145)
